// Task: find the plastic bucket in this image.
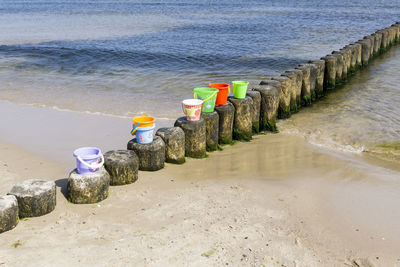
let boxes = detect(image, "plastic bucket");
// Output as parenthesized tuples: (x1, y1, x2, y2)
(73, 147, 104, 175)
(135, 124, 156, 144)
(209, 83, 230, 105)
(232, 81, 249, 99)
(193, 87, 218, 113)
(182, 99, 203, 121)
(131, 116, 155, 135)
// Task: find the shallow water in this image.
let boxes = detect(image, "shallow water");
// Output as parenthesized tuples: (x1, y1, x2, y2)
(0, 0, 399, 159)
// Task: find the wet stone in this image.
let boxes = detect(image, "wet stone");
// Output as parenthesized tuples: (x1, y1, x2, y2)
(0, 195, 19, 233)
(228, 96, 253, 141)
(8, 179, 56, 218)
(156, 127, 185, 163)
(127, 136, 166, 170)
(283, 69, 303, 109)
(104, 150, 139, 185)
(321, 55, 336, 90)
(295, 64, 312, 105)
(270, 76, 291, 119)
(252, 84, 281, 132)
(214, 102, 235, 145)
(201, 112, 219, 152)
(174, 117, 206, 157)
(246, 90, 261, 133)
(308, 60, 325, 98)
(68, 168, 110, 204)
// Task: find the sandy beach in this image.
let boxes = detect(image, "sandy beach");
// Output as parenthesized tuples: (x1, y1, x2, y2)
(1, 101, 400, 266)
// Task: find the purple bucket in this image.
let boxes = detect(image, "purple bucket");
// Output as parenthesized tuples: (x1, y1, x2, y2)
(73, 147, 104, 175)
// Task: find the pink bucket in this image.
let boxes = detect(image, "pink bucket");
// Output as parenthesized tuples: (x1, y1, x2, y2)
(182, 99, 203, 121)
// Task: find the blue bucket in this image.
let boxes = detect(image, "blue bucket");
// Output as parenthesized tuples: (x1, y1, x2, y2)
(73, 147, 104, 175)
(135, 124, 156, 144)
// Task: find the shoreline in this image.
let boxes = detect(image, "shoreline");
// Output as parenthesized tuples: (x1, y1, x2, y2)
(1, 102, 400, 266)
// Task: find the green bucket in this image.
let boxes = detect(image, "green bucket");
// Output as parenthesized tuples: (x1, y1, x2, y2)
(232, 81, 249, 99)
(193, 87, 218, 113)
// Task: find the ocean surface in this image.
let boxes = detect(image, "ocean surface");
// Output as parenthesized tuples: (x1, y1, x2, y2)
(0, 0, 399, 160)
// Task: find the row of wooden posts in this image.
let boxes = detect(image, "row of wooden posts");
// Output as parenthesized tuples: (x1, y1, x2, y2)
(1, 22, 399, 234)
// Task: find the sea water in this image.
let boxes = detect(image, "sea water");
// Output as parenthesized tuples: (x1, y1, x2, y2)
(0, 0, 399, 160)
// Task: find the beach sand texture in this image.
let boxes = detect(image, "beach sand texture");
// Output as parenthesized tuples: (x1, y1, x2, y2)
(1, 106, 400, 266)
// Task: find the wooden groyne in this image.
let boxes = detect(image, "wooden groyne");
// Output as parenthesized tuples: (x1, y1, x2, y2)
(1, 22, 399, 234)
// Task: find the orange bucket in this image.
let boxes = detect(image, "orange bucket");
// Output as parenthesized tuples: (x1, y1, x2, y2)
(209, 83, 230, 105)
(132, 116, 155, 127)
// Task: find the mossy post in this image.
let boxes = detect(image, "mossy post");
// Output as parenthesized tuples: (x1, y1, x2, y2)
(331, 51, 344, 84)
(378, 29, 389, 52)
(346, 44, 358, 73)
(156, 127, 185, 164)
(246, 90, 261, 133)
(307, 63, 317, 101)
(228, 96, 253, 141)
(295, 64, 312, 105)
(127, 136, 166, 170)
(8, 179, 56, 218)
(321, 55, 336, 90)
(68, 168, 110, 204)
(340, 47, 352, 78)
(269, 77, 291, 118)
(283, 69, 303, 108)
(215, 102, 235, 145)
(364, 35, 375, 58)
(253, 83, 281, 132)
(372, 32, 382, 56)
(0, 195, 19, 233)
(281, 71, 298, 112)
(174, 117, 207, 157)
(308, 60, 325, 99)
(104, 150, 139, 185)
(201, 112, 219, 151)
(357, 38, 371, 66)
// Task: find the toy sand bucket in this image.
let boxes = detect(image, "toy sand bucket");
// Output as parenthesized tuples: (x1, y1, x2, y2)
(209, 83, 230, 105)
(131, 116, 155, 135)
(135, 124, 156, 144)
(193, 87, 218, 113)
(232, 81, 249, 99)
(182, 99, 203, 121)
(73, 147, 104, 175)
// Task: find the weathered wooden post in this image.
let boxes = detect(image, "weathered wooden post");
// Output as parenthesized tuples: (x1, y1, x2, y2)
(269, 77, 292, 118)
(0, 195, 18, 233)
(68, 168, 110, 204)
(372, 32, 382, 56)
(174, 117, 206, 157)
(295, 64, 313, 104)
(309, 59, 325, 98)
(321, 55, 336, 90)
(156, 127, 185, 164)
(9, 179, 56, 217)
(215, 102, 235, 144)
(228, 97, 253, 141)
(281, 71, 298, 112)
(283, 69, 303, 108)
(127, 136, 166, 170)
(201, 112, 219, 151)
(357, 38, 372, 66)
(331, 51, 344, 84)
(253, 83, 281, 132)
(104, 150, 139, 185)
(246, 90, 261, 133)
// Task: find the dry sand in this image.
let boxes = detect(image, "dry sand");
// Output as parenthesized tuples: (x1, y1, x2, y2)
(1, 101, 400, 267)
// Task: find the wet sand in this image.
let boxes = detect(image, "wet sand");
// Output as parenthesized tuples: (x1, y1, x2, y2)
(1, 101, 400, 266)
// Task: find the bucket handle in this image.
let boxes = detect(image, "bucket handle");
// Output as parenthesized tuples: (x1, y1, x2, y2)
(130, 122, 140, 135)
(77, 153, 104, 170)
(194, 90, 218, 103)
